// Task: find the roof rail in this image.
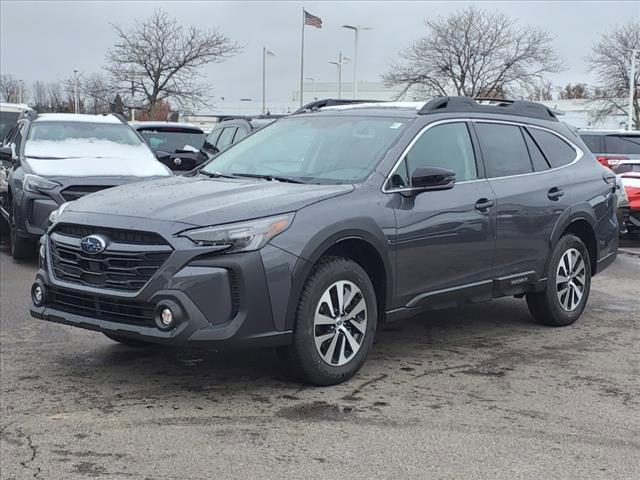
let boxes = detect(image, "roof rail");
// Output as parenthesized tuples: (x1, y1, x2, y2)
(418, 96, 558, 122)
(291, 98, 382, 115)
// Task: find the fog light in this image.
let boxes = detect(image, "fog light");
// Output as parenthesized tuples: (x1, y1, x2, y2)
(31, 282, 46, 307)
(154, 301, 182, 330)
(160, 307, 174, 326)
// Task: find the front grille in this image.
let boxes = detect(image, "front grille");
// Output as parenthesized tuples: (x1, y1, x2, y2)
(49, 225, 172, 292)
(47, 287, 155, 326)
(60, 185, 113, 202)
(55, 224, 166, 245)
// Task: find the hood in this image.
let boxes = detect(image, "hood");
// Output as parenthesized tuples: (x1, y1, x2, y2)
(65, 175, 354, 226)
(25, 139, 171, 177)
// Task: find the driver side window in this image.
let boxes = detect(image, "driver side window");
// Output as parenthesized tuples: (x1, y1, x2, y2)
(390, 122, 477, 189)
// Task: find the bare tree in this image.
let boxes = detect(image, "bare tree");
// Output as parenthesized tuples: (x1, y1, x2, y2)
(105, 9, 240, 117)
(557, 83, 590, 100)
(32, 81, 49, 111)
(0, 75, 27, 103)
(384, 7, 563, 100)
(82, 74, 112, 114)
(587, 21, 640, 129)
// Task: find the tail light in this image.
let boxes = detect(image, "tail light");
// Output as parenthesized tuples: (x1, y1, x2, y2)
(596, 155, 629, 168)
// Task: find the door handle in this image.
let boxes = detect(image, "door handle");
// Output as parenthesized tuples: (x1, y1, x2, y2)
(547, 187, 565, 201)
(475, 198, 495, 212)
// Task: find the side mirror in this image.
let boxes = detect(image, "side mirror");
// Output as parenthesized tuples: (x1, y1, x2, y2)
(202, 141, 219, 155)
(155, 150, 172, 161)
(0, 146, 13, 162)
(408, 166, 455, 195)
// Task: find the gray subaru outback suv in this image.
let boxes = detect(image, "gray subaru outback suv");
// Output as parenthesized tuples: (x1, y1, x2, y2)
(31, 97, 618, 385)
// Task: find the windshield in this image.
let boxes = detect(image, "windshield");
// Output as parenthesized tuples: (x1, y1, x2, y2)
(28, 121, 142, 146)
(0, 111, 19, 141)
(139, 129, 205, 153)
(201, 115, 408, 183)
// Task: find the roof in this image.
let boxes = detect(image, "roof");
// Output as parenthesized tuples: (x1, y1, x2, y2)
(34, 113, 123, 124)
(130, 121, 202, 132)
(0, 102, 33, 113)
(578, 129, 640, 135)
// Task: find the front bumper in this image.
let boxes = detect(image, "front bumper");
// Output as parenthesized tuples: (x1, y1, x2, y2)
(31, 224, 300, 347)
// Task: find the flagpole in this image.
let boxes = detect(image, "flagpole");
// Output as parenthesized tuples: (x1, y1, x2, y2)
(300, 7, 305, 108)
(262, 46, 266, 114)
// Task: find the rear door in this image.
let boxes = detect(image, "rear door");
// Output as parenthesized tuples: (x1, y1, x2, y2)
(473, 121, 574, 280)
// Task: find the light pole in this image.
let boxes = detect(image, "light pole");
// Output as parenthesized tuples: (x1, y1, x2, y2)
(342, 25, 372, 99)
(262, 47, 275, 114)
(73, 69, 79, 113)
(329, 52, 350, 99)
(628, 48, 638, 130)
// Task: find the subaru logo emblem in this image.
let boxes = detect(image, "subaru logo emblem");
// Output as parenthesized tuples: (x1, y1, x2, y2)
(80, 235, 107, 255)
(174, 158, 182, 166)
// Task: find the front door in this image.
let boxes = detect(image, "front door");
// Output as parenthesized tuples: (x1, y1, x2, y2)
(387, 120, 496, 308)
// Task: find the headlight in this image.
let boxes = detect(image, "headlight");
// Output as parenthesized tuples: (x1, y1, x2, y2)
(179, 213, 294, 252)
(48, 201, 72, 226)
(23, 174, 61, 193)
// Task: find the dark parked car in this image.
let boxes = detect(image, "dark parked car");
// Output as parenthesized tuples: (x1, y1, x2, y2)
(202, 116, 281, 155)
(31, 97, 618, 385)
(132, 121, 208, 173)
(579, 130, 640, 233)
(0, 112, 171, 259)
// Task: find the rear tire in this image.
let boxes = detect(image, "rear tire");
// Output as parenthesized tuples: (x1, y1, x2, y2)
(526, 234, 591, 327)
(103, 333, 153, 347)
(284, 256, 377, 386)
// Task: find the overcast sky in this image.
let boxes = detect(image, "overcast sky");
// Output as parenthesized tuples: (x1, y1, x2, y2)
(2, 0, 639, 106)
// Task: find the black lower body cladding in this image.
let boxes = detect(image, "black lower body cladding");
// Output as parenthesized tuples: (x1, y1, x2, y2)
(31, 227, 300, 347)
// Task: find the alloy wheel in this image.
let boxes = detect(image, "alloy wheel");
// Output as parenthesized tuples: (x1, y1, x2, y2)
(556, 248, 586, 312)
(313, 280, 367, 366)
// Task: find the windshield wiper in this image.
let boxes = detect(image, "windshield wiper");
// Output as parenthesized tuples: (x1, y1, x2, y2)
(197, 170, 238, 179)
(230, 173, 304, 184)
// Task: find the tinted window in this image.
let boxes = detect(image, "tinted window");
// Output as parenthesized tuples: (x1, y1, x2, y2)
(138, 129, 205, 153)
(529, 129, 576, 167)
(523, 129, 550, 172)
(604, 135, 640, 155)
(233, 128, 248, 143)
(0, 111, 19, 141)
(399, 122, 477, 186)
(476, 123, 532, 177)
(580, 134, 603, 153)
(216, 127, 237, 151)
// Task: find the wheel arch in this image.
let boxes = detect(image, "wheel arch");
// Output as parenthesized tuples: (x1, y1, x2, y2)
(549, 212, 598, 276)
(283, 228, 394, 331)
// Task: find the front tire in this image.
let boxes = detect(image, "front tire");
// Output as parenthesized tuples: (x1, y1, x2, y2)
(526, 234, 591, 327)
(9, 206, 36, 260)
(285, 256, 377, 386)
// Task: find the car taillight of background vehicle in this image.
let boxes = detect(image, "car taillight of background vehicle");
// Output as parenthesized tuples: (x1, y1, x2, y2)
(596, 155, 629, 168)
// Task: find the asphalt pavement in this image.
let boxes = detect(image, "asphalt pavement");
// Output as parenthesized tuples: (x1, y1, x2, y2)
(1, 234, 639, 479)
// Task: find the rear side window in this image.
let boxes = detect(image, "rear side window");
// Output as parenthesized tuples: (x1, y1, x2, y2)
(475, 123, 532, 177)
(233, 128, 248, 143)
(522, 129, 550, 172)
(580, 134, 603, 153)
(604, 135, 640, 155)
(529, 129, 576, 168)
(216, 127, 237, 151)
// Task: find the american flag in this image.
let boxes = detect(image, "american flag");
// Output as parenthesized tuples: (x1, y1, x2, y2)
(304, 10, 322, 28)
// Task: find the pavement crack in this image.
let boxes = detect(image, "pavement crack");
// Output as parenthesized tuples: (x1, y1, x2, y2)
(342, 373, 388, 401)
(17, 428, 42, 479)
